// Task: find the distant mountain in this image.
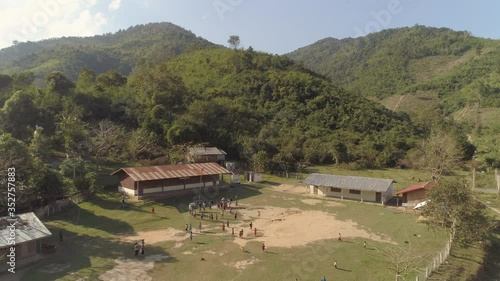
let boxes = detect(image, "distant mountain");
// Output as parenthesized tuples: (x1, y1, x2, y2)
(288, 25, 500, 113)
(0, 22, 220, 81)
(288, 25, 500, 162)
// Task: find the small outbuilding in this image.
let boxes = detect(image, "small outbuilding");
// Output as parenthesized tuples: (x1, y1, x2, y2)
(111, 162, 231, 199)
(187, 147, 227, 166)
(0, 212, 52, 271)
(394, 181, 435, 207)
(303, 173, 394, 204)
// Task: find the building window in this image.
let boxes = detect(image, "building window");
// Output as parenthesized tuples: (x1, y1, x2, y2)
(330, 187, 341, 192)
(349, 189, 361, 194)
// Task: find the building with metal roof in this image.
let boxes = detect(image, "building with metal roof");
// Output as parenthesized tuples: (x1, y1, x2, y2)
(394, 181, 435, 207)
(303, 173, 394, 204)
(0, 212, 52, 269)
(187, 147, 227, 166)
(111, 162, 231, 199)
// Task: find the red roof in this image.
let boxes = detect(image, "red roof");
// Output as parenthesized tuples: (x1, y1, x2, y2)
(111, 162, 231, 182)
(394, 181, 435, 195)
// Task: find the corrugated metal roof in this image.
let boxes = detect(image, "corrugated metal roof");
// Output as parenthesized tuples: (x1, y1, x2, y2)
(303, 173, 393, 192)
(394, 181, 435, 195)
(0, 212, 52, 248)
(189, 147, 227, 156)
(111, 162, 231, 182)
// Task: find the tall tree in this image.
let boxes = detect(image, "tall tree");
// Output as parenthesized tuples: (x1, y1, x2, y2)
(372, 239, 428, 281)
(485, 157, 500, 193)
(423, 178, 492, 246)
(1, 90, 39, 140)
(57, 106, 89, 157)
(414, 131, 463, 181)
(228, 35, 240, 49)
(90, 120, 124, 172)
(127, 128, 158, 162)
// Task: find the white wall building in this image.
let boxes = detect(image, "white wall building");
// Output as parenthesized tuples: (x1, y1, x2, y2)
(304, 173, 394, 204)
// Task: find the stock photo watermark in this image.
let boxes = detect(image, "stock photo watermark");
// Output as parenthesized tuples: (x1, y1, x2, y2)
(213, 0, 243, 21)
(6, 167, 17, 274)
(6, 0, 71, 45)
(354, 0, 414, 37)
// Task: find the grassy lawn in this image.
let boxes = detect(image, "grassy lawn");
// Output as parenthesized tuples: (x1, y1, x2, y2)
(19, 173, 451, 281)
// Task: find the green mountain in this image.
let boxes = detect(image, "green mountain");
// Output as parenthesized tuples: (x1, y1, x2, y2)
(163, 48, 419, 168)
(288, 25, 500, 109)
(0, 22, 219, 82)
(288, 26, 500, 162)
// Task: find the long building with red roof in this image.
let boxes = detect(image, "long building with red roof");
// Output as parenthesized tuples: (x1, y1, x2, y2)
(111, 162, 231, 199)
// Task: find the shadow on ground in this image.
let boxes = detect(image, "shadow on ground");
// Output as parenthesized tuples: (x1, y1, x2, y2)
(151, 184, 264, 213)
(20, 227, 177, 281)
(45, 204, 136, 235)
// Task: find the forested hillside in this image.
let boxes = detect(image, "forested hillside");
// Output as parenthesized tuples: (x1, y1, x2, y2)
(0, 22, 219, 82)
(0, 45, 433, 213)
(288, 25, 498, 101)
(288, 25, 500, 166)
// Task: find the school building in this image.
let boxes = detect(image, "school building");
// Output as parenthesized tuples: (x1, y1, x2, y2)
(111, 162, 231, 199)
(303, 173, 394, 204)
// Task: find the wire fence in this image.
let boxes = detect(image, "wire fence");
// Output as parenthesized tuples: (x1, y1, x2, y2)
(415, 235, 453, 281)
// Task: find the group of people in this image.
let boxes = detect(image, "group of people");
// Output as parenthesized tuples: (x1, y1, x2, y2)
(133, 239, 146, 258)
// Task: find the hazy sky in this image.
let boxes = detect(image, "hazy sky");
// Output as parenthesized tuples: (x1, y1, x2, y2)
(1, 0, 499, 54)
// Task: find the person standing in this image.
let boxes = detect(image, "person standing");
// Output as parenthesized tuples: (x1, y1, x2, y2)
(338, 233, 342, 241)
(249, 222, 253, 230)
(261, 242, 266, 252)
(141, 240, 145, 257)
(363, 241, 367, 248)
(199, 221, 202, 233)
(254, 227, 257, 237)
(189, 230, 193, 242)
(232, 227, 235, 236)
(151, 207, 155, 215)
(334, 260, 337, 269)
(134, 242, 139, 257)
(226, 220, 230, 227)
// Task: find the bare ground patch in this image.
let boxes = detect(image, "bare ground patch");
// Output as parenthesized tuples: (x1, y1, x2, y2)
(98, 254, 168, 281)
(301, 199, 323, 205)
(224, 256, 259, 270)
(231, 206, 393, 248)
(121, 228, 186, 244)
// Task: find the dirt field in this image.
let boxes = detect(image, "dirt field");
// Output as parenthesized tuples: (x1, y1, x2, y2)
(96, 195, 393, 280)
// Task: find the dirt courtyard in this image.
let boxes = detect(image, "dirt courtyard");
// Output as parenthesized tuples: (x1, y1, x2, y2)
(97, 184, 393, 280)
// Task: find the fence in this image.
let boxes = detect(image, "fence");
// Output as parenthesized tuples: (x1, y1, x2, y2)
(415, 235, 453, 281)
(34, 193, 86, 219)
